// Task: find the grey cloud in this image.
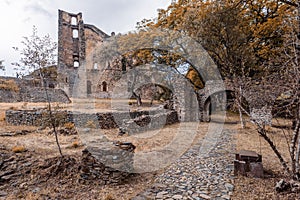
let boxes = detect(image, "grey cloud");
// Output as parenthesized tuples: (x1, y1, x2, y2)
(22, 17, 31, 23)
(24, 2, 53, 18)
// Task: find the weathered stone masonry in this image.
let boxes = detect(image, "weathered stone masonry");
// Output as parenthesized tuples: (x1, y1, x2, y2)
(0, 87, 70, 103)
(5, 109, 179, 132)
(57, 10, 114, 97)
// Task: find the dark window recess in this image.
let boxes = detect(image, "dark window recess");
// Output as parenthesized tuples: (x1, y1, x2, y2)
(121, 57, 126, 72)
(102, 81, 107, 92)
(48, 83, 55, 88)
(87, 80, 92, 94)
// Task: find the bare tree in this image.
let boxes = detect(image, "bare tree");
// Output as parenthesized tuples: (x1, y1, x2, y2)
(12, 26, 57, 87)
(13, 26, 63, 157)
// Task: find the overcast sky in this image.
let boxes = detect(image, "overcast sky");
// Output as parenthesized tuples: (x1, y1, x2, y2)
(0, 0, 171, 76)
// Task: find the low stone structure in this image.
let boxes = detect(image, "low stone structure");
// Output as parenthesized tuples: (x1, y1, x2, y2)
(5, 109, 179, 130)
(121, 111, 179, 135)
(234, 150, 264, 178)
(80, 147, 133, 184)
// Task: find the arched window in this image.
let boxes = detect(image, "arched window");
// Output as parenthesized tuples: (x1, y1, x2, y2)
(71, 17, 77, 25)
(48, 83, 55, 88)
(102, 81, 107, 92)
(73, 29, 79, 38)
(74, 61, 79, 68)
(93, 63, 98, 69)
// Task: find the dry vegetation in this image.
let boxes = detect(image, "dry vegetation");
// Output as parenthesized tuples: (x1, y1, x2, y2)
(0, 79, 19, 92)
(232, 115, 300, 200)
(1, 103, 299, 199)
(0, 101, 203, 199)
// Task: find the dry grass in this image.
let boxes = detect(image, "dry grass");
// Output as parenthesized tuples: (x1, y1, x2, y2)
(11, 145, 27, 153)
(0, 110, 5, 121)
(0, 79, 19, 92)
(63, 122, 75, 130)
(232, 115, 300, 200)
(3, 102, 299, 199)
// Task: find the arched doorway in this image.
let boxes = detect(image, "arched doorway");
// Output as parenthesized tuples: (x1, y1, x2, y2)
(102, 81, 107, 92)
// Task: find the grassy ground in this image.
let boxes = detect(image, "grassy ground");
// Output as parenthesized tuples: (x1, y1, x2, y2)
(0, 101, 205, 199)
(1, 103, 300, 199)
(231, 114, 300, 200)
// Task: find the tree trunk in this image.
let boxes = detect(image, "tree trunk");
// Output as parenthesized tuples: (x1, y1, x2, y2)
(258, 127, 290, 175)
(133, 91, 142, 106)
(294, 106, 300, 176)
(238, 86, 246, 128)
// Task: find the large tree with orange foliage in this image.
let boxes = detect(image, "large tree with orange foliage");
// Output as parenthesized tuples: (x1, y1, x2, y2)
(143, 0, 295, 79)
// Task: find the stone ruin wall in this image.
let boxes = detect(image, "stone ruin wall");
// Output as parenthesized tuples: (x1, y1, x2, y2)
(0, 76, 70, 103)
(57, 10, 122, 98)
(5, 109, 179, 131)
(57, 10, 85, 96)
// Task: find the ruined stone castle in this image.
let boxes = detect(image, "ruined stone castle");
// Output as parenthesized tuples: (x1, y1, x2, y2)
(57, 10, 124, 98)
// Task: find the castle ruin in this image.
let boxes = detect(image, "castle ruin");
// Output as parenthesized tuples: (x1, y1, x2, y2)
(57, 10, 123, 98)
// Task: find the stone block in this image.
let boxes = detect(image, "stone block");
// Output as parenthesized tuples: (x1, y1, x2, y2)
(249, 162, 264, 178)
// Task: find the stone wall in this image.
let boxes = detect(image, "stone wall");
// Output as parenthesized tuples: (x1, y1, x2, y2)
(122, 111, 179, 135)
(57, 10, 112, 97)
(80, 148, 133, 184)
(5, 109, 179, 130)
(0, 87, 70, 103)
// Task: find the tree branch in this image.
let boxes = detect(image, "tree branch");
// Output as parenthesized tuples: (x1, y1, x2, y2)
(280, 0, 298, 7)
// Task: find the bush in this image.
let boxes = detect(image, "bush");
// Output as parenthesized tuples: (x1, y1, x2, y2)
(71, 141, 80, 148)
(64, 122, 75, 130)
(85, 120, 96, 128)
(0, 79, 19, 92)
(12, 146, 26, 153)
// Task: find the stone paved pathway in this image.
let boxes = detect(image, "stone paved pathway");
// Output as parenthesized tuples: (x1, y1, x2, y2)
(133, 128, 235, 200)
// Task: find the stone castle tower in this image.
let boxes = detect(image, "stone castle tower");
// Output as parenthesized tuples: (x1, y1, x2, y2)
(57, 10, 111, 97)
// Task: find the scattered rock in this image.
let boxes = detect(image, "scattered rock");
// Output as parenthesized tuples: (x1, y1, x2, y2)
(225, 183, 234, 192)
(32, 187, 41, 193)
(221, 194, 231, 200)
(172, 194, 183, 199)
(275, 179, 291, 192)
(0, 191, 8, 197)
(199, 194, 211, 199)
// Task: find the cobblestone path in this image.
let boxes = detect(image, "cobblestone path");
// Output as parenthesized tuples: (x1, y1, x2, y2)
(133, 128, 236, 200)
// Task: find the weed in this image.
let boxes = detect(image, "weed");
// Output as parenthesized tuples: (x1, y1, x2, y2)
(12, 146, 26, 153)
(64, 122, 75, 130)
(9, 106, 18, 110)
(85, 120, 96, 129)
(71, 141, 80, 148)
(21, 102, 28, 109)
(104, 194, 115, 200)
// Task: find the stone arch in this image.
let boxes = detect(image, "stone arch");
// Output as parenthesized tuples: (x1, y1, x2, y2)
(91, 29, 224, 122)
(202, 90, 228, 122)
